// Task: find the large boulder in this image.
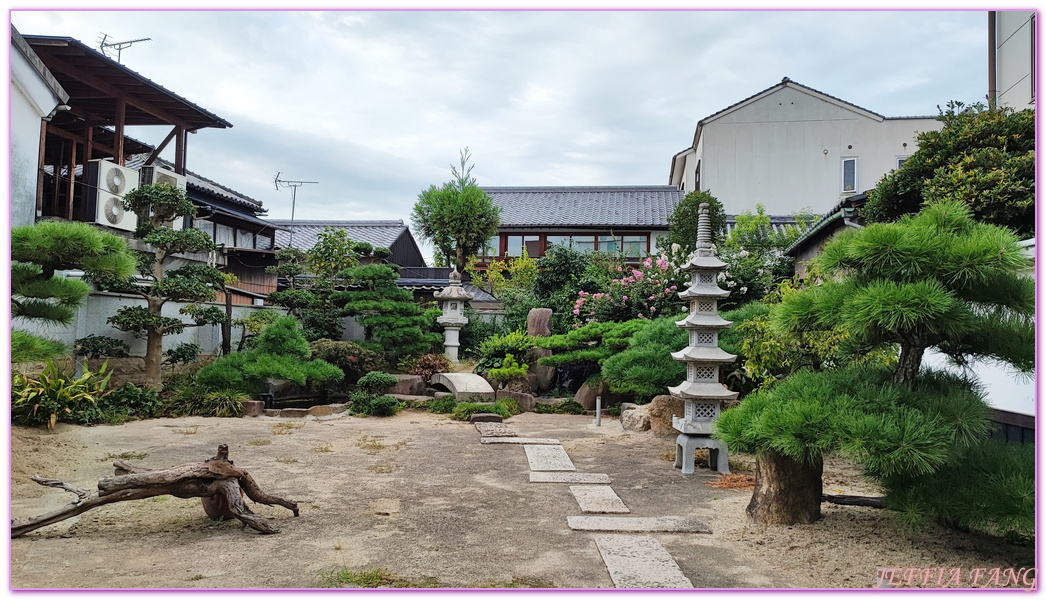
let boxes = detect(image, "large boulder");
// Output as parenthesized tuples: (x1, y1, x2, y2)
(574, 380, 634, 411)
(526, 308, 553, 337)
(385, 374, 426, 396)
(649, 394, 686, 436)
(497, 389, 536, 413)
(528, 348, 556, 394)
(620, 405, 651, 432)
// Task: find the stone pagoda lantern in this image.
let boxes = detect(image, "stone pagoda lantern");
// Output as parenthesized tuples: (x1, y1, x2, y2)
(669, 203, 739, 475)
(434, 268, 474, 365)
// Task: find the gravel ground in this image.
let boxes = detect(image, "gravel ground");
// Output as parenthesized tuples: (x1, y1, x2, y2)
(8, 411, 1033, 590)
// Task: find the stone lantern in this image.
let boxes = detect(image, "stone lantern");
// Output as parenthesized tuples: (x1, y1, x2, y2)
(669, 202, 739, 475)
(434, 268, 474, 365)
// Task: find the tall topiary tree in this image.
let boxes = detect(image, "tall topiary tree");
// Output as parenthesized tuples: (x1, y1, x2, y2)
(717, 200, 1034, 525)
(412, 148, 501, 271)
(333, 264, 441, 360)
(864, 101, 1035, 238)
(97, 183, 227, 388)
(664, 190, 727, 256)
(11, 221, 136, 362)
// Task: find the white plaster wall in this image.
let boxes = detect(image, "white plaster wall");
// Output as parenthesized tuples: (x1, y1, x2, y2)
(10, 44, 63, 228)
(996, 11, 1035, 109)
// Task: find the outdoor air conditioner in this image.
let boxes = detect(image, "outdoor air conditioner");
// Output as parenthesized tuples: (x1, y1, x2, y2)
(139, 165, 188, 230)
(86, 160, 139, 232)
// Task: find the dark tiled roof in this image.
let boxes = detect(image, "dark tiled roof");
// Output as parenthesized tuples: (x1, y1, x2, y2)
(126, 154, 263, 213)
(269, 220, 408, 251)
(482, 186, 685, 228)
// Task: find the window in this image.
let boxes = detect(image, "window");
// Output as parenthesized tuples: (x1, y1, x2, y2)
(598, 235, 619, 254)
(572, 235, 595, 253)
(483, 236, 499, 257)
(622, 235, 647, 258)
(896, 156, 909, 169)
(841, 158, 857, 193)
(547, 235, 570, 249)
(694, 159, 701, 191)
(524, 235, 540, 257)
(215, 223, 235, 247)
(256, 233, 273, 250)
(194, 220, 214, 238)
(237, 229, 253, 249)
(505, 235, 523, 257)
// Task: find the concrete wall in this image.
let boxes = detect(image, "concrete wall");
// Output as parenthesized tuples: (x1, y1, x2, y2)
(674, 85, 941, 217)
(996, 11, 1036, 109)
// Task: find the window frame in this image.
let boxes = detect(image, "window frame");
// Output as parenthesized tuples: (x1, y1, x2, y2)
(841, 157, 858, 194)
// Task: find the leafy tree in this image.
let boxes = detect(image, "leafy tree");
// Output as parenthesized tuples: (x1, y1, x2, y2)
(865, 101, 1035, 238)
(664, 190, 727, 255)
(97, 183, 227, 388)
(718, 200, 1034, 525)
(333, 264, 441, 360)
(11, 221, 136, 363)
(412, 148, 501, 271)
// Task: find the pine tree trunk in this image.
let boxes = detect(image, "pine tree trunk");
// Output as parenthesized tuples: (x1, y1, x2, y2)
(892, 342, 924, 387)
(144, 296, 165, 389)
(746, 450, 823, 525)
(222, 292, 233, 355)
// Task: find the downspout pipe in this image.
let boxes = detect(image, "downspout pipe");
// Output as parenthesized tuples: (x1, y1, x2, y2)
(989, 11, 998, 109)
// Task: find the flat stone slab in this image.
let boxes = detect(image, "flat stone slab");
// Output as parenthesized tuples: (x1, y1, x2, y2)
(524, 445, 575, 471)
(474, 422, 516, 437)
(278, 408, 309, 418)
(431, 372, 495, 402)
(567, 516, 712, 534)
(569, 485, 629, 514)
(469, 413, 502, 423)
(530, 472, 612, 484)
(482, 437, 561, 445)
(594, 535, 693, 588)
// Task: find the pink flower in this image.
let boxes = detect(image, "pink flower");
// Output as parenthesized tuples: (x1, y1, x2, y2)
(617, 266, 623, 272)
(643, 258, 653, 268)
(638, 313, 644, 318)
(656, 258, 668, 269)
(573, 309, 580, 314)
(665, 288, 671, 294)
(622, 295, 628, 301)
(590, 311, 595, 315)
(649, 295, 656, 300)
(632, 270, 643, 279)
(670, 285, 677, 291)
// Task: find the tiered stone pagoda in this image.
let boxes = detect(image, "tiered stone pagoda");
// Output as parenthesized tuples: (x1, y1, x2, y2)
(434, 268, 474, 365)
(669, 203, 738, 475)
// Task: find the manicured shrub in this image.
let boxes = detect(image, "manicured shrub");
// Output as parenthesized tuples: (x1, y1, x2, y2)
(74, 335, 130, 358)
(350, 392, 403, 417)
(488, 354, 528, 388)
(452, 401, 508, 421)
(309, 339, 384, 385)
(428, 396, 457, 414)
(94, 383, 164, 423)
(534, 400, 586, 415)
(167, 387, 247, 418)
(475, 329, 538, 373)
(357, 371, 399, 395)
(399, 353, 451, 383)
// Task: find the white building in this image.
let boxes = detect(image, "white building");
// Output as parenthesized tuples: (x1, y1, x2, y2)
(9, 25, 68, 228)
(991, 11, 1036, 110)
(669, 78, 941, 216)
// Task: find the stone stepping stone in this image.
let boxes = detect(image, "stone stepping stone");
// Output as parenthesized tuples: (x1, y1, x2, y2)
(569, 485, 629, 514)
(474, 422, 516, 437)
(567, 516, 712, 534)
(481, 437, 560, 445)
(524, 445, 575, 471)
(594, 535, 693, 588)
(529, 472, 612, 484)
(469, 413, 502, 423)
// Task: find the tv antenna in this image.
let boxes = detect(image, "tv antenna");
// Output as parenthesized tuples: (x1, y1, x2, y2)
(274, 172, 319, 248)
(98, 33, 151, 63)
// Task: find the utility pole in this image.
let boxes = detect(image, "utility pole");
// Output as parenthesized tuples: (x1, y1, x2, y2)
(274, 172, 318, 248)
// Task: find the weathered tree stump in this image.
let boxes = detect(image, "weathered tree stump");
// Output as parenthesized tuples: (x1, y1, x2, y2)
(12, 445, 298, 538)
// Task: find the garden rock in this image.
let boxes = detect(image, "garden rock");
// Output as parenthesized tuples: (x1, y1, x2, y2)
(528, 348, 557, 394)
(385, 374, 426, 396)
(496, 389, 536, 413)
(574, 381, 633, 411)
(431, 372, 495, 402)
(263, 409, 281, 417)
(468, 413, 503, 423)
(307, 405, 333, 417)
(649, 395, 686, 437)
(621, 406, 651, 432)
(241, 401, 264, 417)
(526, 308, 553, 337)
(432, 391, 453, 399)
(328, 403, 347, 413)
(279, 408, 309, 419)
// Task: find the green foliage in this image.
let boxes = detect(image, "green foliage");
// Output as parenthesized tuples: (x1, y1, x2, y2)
(412, 149, 501, 270)
(536, 320, 647, 369)
(474, 330, 538, 373)
(309, 339, 384, 384)
(571, 255, 682, 323)
(398, 353, 451, 384)
(351, 394, 403, 417)
(357, 371, 399, 395)
(534, 399, 587, 415)
(166, 388, 247, 418)
(253, 316, 311, 358)
(234, 308, 282, 351)
(451, 399, 517, 421)
(665, 190, 728, 255)
(335, 264, 441, 359)
(104, 383, 164, 420)
(428, 395, 457, 414)
(351, 241, 374, 256)
(600, 317, 687, 401)
(11, 330, 68, 364)
(12, 361, 113, 429)
(123, 183, 196, 231)
(865, 102, 1035, 238)
(488, 354, 529, 386)
(75, 335, 130, 359)
(373, 247, 392, 259)
(163, 342, 200, 366)
(307, 228, 360, 278)
(460, 309, 509, 358)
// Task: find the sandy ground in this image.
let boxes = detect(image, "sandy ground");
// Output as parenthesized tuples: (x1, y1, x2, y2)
(9, 410, 1033, 590)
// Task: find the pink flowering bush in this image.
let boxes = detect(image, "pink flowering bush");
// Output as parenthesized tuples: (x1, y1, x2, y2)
(572, 256, 683, 324)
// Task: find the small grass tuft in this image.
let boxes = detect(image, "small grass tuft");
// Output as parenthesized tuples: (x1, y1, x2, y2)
(276, 457, 299, 464)
(103, 451, 148, 461)
(313, 443, 333, 453)
(367, 465, 395, 474)
(173, 426, 198, 435)
(270, 421, 305, 435)
(247, 439, 272, 446)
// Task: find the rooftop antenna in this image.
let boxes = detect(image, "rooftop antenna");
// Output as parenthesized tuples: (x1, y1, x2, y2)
(274, 172, 319, 248)
(98, 32, 151, 63)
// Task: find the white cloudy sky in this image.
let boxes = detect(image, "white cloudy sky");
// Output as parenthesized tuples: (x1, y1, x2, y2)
(11, 8, 990, 227)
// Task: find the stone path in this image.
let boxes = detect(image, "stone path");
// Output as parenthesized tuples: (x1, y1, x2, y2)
(478, 420, 710, 588)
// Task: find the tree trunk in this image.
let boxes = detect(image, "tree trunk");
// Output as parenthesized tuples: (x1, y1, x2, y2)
(746, 450, 823, 525)
(222, 291, 233, 355)
(892, 342, 924, 387)
(143, 296, 165, 389)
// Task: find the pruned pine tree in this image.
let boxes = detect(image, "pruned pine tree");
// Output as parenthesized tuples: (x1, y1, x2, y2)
(11, 221, 136, 363)
(718, 200, 1033, 526)
(96, 183, 226, 388)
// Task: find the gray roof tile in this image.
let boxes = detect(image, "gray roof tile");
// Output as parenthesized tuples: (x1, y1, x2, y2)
(269, 220, 407, 251)
(482, 186, 685, 228)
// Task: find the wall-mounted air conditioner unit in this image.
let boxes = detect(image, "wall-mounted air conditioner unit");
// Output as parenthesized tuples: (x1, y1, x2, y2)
(85, 160, 139, 232)
(139, 165, 189, 230)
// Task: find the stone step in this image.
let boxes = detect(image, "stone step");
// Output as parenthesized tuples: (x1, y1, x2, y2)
(523, 444, 575, 471)
(594, 535, 693, 588)
(570, 485, 629, 514)
(469, 413, 503, 423)
(481, 437, 560, 445)
(474, 422, 516, 437)
(567, 516, 711, 534)
(529, 472, 612, 484)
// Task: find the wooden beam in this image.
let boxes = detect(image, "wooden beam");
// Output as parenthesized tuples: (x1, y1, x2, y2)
(45, 123, 118, 163)
(36, 120, 47, 218)
(174, 126, 185, 175)
(84, 119, 94, 164)
(144, 126, 178, 166)
(114, 98, 125, 165)
(66, 137, 76, 220)
(67, 105, 109, 126)
(40, 53, 192, 129)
